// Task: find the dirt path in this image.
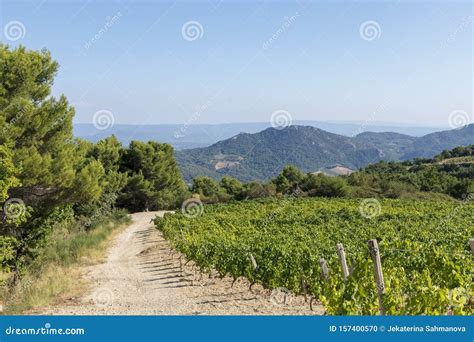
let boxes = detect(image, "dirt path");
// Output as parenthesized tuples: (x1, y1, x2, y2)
(40, 211, 322, 315)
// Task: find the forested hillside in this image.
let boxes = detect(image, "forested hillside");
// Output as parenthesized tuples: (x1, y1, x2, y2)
(180, 145, 474, 207)
(176, 125, 474, 182)
(351, 145, 474, 199)
(176, 126, 382, 182)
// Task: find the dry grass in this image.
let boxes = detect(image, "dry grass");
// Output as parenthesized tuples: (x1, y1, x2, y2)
(1, 218, 129, 314)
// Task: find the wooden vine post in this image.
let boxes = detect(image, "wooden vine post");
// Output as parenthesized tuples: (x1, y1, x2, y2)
(336, 243, 349, 281)
(319, 258, 329, 281)
(310, 258, 330, 311)
(469, 238, 474, 254)
(301, 276, 308, 302)
(368, 239, 385, 315)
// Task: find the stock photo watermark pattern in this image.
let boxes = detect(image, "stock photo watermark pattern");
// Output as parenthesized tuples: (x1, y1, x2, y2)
(270, 110, 293, 130)
(84, 12, 123, 50)
(181, 198, 204, 218)
(359, 20, 381, 41)
(3, 198, 26, 220)
(5, 322, 85, 336)
(3, 20, 26, 41)
(269, 287, 293, 307)
(448, 110, 471, 130)
(173, 99, 213, 139)
(262, 12, 300, 50)
(181, 21, 204, 41)
(93, 110, 115, 131)
(358, 198, 382, 219)
(92, 288, 115, 307)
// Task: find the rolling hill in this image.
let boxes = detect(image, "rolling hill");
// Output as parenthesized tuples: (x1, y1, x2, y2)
(176, 124, 474, 182)
(74, 121, 444, 150)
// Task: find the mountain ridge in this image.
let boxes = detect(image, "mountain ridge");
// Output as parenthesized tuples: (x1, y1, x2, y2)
(176, 124, 474, 182)
(74, 121, 446, 150)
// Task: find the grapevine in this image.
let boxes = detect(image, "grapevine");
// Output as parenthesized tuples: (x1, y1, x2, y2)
(155, 198, 473, 315)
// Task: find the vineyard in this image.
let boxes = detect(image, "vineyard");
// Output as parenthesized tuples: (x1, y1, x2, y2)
(155, 197, 473, 315)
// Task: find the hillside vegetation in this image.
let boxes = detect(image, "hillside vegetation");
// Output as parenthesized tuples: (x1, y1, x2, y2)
(176, 125, 474, 182)
(183, 145, 473, 206)
(352, 145, 474, 199)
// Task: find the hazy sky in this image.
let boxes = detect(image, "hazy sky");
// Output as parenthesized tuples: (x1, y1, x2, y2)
(1, 0, 472, 127)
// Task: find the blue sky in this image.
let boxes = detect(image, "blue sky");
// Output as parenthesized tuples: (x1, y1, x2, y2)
(1, 0, 472, 127)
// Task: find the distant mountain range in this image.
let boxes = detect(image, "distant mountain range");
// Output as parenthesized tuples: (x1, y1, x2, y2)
(74, 121, 445, 150)
(175, 124, 474, 182)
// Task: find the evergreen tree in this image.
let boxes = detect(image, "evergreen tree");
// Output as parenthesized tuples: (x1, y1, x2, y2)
(119, 141, 188, 210)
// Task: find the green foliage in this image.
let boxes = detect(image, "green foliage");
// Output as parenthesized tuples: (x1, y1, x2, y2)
(353, 145, 474, 199)
(72, 160, 105, 203)
(192, 176, 221, 197)
(219, 176, 243, 198)
(241, 182, 276, 199)
(271, 165, 350, 198)
(273, 165, 305, 194)
(302, 173, 350, 197)
(0, 145, 19, 202)
(1, 209, 130, 312)
(156, 197, 473, 315)
(189, 176, 228, 203)
(116, 172, 153, 212)
(0, 46, 116, 277)
(0, 236, 19, 273)
(0, 45, 84, 208)
(119, 141, 188, 211)
(87, 135, 128, 195)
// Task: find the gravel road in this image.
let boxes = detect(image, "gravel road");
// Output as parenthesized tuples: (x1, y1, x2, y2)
(40, 211, 322, 315)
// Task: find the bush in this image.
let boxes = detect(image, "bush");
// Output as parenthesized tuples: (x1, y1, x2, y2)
(273, 165, 305, 194)
(0, 236, 20, 274)
(303, 174, 350, 197)
(220, 176, 243, 199)
(242, 182, 276, 199)
(191, 176, 230, 203)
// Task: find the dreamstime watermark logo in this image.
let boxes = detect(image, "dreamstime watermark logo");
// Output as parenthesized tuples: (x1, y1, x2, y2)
(181, 198, 204, 218)
(92, 110, 115, 130)
(92, 288, 114, 307)
(359, 198, 381, 219)
(270, 110, 292, 130)
(262, 12, 299, 50)
(5, 322, 85, 336)
(84, 12, 122, 50)
(359, 21, 381, 41)
(173, 99, 212, 139)
(3, 198, 26, 220)
(181, 21, 204, 41)
(448, 110, 471, 130)
(442, 15, 474, 49)
(269, 287, 293, 306)
(447, 287, 471, 312)
(3, 21, 26, 41)
(351, 104, 386, 137)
